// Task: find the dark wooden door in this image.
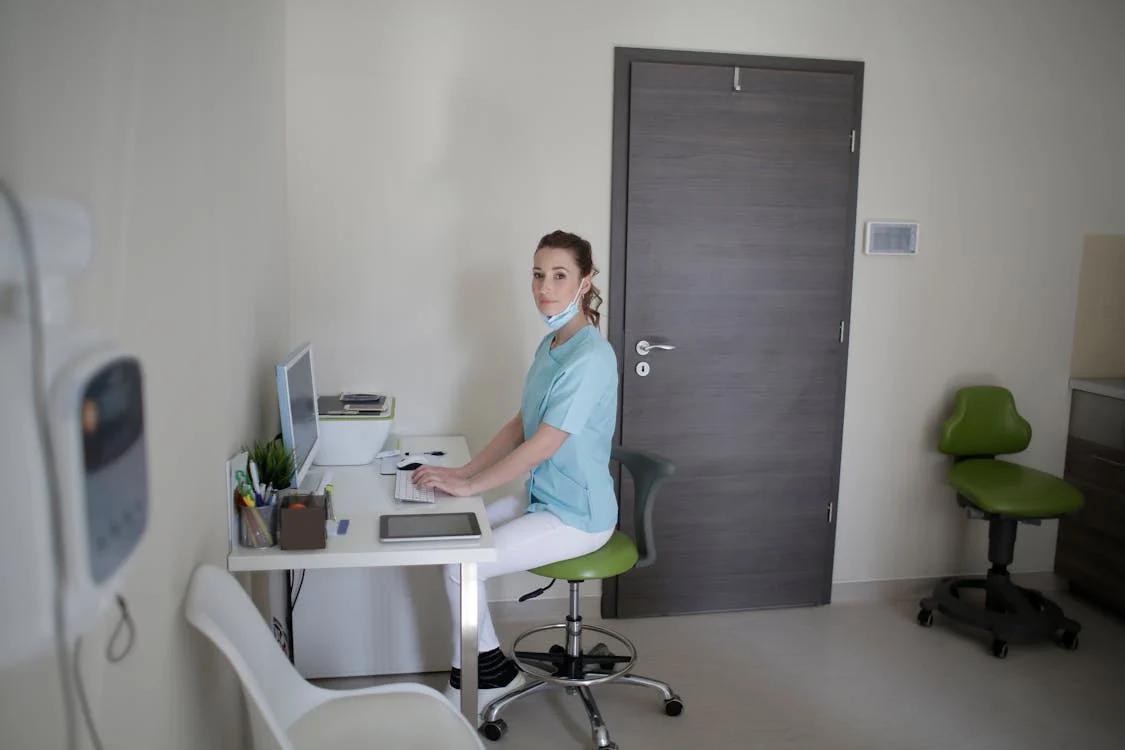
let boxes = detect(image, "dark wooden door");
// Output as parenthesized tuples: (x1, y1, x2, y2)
(607, 51, 862, 617)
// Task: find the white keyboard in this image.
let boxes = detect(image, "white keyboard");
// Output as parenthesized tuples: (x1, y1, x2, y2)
(395, 470, 436, 503)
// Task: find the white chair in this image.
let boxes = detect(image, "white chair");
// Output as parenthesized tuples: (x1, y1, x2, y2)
(185, 564, 484, 750)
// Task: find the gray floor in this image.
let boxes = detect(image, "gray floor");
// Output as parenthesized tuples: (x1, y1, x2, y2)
(317, 591, 1125, 749)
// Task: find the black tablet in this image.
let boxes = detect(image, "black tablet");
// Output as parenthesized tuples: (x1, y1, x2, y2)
(379, 512, 482, 542)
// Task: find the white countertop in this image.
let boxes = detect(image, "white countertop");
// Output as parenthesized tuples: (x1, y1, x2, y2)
(227, 435, 496, 572)
(1070, 377, 1125, 401)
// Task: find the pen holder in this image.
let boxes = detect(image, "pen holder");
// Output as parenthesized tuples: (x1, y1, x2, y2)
(239, 504, 277, 548)
(278, 492, 328, 550)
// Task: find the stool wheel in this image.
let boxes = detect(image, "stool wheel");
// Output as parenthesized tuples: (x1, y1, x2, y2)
(917, 608, 934, 628)
(664, 696, 684, 716)
(1057, 629, 1079, 651)
(588, 642, 617, 671)
(480, 719, 507, 741)
(990, 638, 1009, 659)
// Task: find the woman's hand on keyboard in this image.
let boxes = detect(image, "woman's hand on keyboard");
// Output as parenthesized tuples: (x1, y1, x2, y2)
(412, 466, 474, 497)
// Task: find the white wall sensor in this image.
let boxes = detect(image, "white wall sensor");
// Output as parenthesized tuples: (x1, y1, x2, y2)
(865, 221, 919, 256)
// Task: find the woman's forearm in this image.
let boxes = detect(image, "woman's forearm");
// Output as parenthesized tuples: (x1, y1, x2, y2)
(467, 440, 547, 496)
(461, 414, 524, 477)
(467, 424, 567, 496)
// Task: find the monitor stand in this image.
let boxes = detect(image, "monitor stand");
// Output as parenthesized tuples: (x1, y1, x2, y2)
(299, 469, 332, 494)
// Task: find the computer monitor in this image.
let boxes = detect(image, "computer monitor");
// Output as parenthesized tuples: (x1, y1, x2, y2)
(276, 343, 319, 490)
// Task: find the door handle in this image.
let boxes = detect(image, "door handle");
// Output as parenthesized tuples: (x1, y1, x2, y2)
(635, 340, 676, 357)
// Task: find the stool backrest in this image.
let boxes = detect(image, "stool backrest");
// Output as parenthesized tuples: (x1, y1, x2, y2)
(612, 447, 676, 567)
(939, 386, 1032, 457)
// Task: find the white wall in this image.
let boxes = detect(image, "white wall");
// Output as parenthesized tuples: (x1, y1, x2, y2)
(0, 1, 288, 748)
(1, 3, 1121, 745)
(1070, 234, 1125, 377)
(286, 0, 1125, 597)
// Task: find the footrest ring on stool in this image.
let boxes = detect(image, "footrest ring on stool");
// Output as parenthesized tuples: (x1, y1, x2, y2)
(511, 622, 637, 687)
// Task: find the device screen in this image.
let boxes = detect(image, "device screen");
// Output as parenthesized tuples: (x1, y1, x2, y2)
(383, 513, 479, 538)
(81, 357, 148, 583)
(288, 350, 317, 471)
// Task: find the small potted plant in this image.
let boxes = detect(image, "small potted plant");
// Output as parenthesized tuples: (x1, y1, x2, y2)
(246, 439, 296, 501)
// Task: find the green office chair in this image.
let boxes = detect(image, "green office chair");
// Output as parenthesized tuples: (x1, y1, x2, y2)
(919, 386, 1084, 658)
(479, 447, 682, 749)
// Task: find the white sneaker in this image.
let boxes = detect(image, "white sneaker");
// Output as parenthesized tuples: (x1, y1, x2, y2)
(443, 671, 528, 722)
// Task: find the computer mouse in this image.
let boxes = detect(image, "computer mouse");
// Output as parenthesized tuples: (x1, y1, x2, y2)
(397, 455, 428, 471)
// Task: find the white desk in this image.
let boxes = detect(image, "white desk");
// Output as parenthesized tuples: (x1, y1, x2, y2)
(227, 435, 495, 725)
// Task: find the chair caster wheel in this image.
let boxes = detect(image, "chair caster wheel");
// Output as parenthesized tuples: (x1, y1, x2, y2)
(588, 642, 617, 671)
(664, 696, 684, 716)
(917, 608, 934, 628)
(480, 719, 507, 741)
(1058, 629, 1079, 651)
(991, 638, 1009, 659)
(600, 744, 619, 750)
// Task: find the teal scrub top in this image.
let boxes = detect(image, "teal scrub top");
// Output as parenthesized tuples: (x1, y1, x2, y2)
(521, 325, 619, 533)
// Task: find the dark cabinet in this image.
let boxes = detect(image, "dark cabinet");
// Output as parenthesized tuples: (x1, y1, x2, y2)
(1055, 387, 1125, 616)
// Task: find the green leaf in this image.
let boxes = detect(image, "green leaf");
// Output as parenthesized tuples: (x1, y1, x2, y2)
(244, 438, 296, 491)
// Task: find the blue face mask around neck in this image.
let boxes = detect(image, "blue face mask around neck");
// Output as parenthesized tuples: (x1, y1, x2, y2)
(541, 283, 587, 331)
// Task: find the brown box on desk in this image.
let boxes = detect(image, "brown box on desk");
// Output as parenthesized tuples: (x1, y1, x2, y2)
(278, 493, 327, 550)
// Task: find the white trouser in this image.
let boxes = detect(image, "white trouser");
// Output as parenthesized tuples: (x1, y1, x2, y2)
(444, 493, 614, 669)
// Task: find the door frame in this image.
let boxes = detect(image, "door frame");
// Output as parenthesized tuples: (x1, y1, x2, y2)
(605, 47, 865, 616)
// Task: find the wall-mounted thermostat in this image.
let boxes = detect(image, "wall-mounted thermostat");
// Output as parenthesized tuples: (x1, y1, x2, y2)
(864, 221, 919, 256)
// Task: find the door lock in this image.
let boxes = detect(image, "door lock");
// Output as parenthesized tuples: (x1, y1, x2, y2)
(635, 361, 651, 377)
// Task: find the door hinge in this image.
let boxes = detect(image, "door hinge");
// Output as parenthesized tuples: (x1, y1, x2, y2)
(838, 320, 846, 343)
(733, 66, 742, 92)
(849, 129, 856, 153)
(827, 501, 834, 524)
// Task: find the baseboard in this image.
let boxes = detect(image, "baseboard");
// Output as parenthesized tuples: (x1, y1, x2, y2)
(491, 574, 1064, 619)
(485, 571, 602, 604)
(831, 571, 1064, 604)
(490, 596, 602, 624)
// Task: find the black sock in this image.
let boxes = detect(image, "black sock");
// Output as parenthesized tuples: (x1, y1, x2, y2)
(449, 647, 519, 689)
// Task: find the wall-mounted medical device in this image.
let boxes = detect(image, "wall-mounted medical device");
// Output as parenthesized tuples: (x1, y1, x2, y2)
(52, 348, 148, 635)
(0, 192, 149, 655)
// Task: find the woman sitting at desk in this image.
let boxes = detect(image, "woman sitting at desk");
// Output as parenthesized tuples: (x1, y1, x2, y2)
(412, 229, 619, 710)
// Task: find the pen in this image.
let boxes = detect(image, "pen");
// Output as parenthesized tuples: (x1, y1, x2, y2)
(249, 461, 263, 498)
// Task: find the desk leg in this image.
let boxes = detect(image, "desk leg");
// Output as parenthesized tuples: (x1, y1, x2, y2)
(284, 570, 295, 664)
(460, 562, 478, 726)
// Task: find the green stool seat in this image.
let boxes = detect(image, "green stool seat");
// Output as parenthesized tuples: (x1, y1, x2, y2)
(950, 458, 1085, 518)
(531, 531, 639, 581)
